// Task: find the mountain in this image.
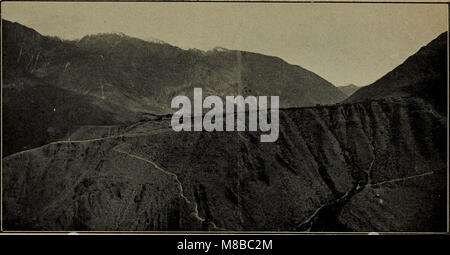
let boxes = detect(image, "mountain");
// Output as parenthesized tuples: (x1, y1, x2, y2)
(2, 21, 447, 232)
(3, 97, 446, 231)
(345, 32, 448, 112)
(2, 19, 347, 156)
(338, 84, 360, 97)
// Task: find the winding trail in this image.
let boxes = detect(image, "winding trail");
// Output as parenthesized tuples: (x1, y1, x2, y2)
(112, 147, 206, 223)
(4, 127, 173, 159)
(298, 170, 436, 231)
(370, 171, 434, 187)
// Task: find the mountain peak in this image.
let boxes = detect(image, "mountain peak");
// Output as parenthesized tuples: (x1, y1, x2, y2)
(344, 31, 447, 112)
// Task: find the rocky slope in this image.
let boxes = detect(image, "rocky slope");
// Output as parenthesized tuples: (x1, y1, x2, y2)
(2, 19, 346, 156)
(2, 97, 446, 231)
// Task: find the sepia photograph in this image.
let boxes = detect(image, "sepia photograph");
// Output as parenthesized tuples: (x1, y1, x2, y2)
(0, 1, 448, 235)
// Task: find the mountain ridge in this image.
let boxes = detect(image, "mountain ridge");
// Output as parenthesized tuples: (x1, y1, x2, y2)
(344, 31, 447, 112)
(3, 19, 347, 110)
(2, 19, 347, 156)
(2, 20, 447, 231)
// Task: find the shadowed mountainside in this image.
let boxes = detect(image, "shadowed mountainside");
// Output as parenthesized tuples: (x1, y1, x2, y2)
(2, 97, 446, 231)
(2, 19, 346, 156)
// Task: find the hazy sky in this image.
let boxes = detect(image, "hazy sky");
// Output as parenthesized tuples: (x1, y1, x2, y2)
(2, 2, 448, 86)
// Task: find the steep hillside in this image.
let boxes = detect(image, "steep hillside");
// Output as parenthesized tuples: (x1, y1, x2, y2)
(345, 32, 447, 112)
(2, 19, 347, 111)
(3, 97, 446, 231)
(2, 75, 137, 156)
(2, 19, 346, 156)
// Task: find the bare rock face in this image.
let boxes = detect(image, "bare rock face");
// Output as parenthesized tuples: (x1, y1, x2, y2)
(3, 97, 446, 231)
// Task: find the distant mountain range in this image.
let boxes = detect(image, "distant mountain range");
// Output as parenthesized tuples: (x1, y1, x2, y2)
(2, 19, 346, 156)
(338, 84, 360, 97)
